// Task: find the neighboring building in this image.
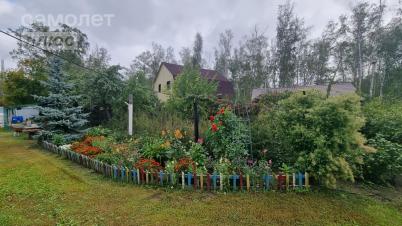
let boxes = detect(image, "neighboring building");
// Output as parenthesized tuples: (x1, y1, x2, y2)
(0, 106, 39, 128)
(153, 62, 234, 102)
(252, 83, 356, 101)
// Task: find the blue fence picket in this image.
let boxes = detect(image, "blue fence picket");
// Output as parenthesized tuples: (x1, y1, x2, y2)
(263, 175, 273, 191)
(231, 174, 239, 191)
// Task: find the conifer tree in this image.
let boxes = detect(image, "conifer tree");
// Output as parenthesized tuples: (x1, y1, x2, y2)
(34, 57, 88, 142)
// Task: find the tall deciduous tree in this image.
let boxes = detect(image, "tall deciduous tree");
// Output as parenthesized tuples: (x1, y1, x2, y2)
(275, 1, 307, 87)
(192, 33, 203, 68)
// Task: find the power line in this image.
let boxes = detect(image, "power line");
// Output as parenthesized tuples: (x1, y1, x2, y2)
(0, 29, 159, 94)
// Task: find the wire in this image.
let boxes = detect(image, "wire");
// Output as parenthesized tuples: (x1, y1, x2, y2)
(0, 29, 158, 94)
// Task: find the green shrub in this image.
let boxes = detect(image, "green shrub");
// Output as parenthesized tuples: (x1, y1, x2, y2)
(364, 135, 402, 184)
(52, 134, 66, 146)
(205, 107, 249, 161)
(362, 99, 402, 144)
(253, 91, 368, 188)
(86, 126, 112, 137)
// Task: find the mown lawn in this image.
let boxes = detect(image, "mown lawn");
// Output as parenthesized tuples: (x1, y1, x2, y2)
(0, 130, 401, 226)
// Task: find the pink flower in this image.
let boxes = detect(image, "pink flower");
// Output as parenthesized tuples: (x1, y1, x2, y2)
(197, 138, 204, 144)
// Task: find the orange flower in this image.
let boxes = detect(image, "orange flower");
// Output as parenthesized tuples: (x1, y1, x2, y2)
(217, 107, 225, 115)
(174, 129, 183, 139)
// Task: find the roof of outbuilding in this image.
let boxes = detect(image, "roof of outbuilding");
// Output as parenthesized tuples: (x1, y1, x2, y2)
(252, 83, 356, 100)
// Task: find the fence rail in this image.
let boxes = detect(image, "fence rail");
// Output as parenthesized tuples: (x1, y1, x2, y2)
(41, 141, 310, 192)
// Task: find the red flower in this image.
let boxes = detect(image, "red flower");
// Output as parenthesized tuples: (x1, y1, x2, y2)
(209, 115, 215, 122)
(211, 123, 218, 132)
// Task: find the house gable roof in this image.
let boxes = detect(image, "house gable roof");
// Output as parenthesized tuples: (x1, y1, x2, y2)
(158, 62, 234, 96)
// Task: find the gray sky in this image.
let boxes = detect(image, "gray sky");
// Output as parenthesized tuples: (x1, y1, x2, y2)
(0, 0, 401, 70)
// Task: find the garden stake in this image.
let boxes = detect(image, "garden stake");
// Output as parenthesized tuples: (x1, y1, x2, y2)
(246, 174, 250, 192)
(206, 173, 211, 191)
(181, 172, 185, 189)
(212, 173, 217, 190)
(220, 173, 223, 191)
(297, 172, 304, 188)
(239, 173, 243, 191)
(159, 170, 164, 186)
(121, 167, 126, 182)
(263, 175, 272, 191)
(137, 169, 140, 184)
(305, 172, 309, 188)
(286, 174, 289, 190)
(126, 167, 129, 182)
(200, 173, 203, 190)
(187, 173, 192, 188)
(145, 171, 149, 184)
(293, 173, 296, 188)
(193, 172, 197, 190)
(232, 174, 239, 191)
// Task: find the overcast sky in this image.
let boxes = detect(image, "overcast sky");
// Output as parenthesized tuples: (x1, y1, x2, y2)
(0, 0, 401, 70)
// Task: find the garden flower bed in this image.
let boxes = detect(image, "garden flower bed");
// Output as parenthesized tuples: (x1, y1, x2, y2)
(41, 140, 309, 192)
(42, 107, 311, 192)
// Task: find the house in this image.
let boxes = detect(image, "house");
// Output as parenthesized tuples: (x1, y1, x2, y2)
(251, 83, 356, 101)
(153, 62, 234, 102)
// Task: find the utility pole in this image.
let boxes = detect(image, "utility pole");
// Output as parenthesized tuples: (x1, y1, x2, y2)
(126, 94, 133, 136)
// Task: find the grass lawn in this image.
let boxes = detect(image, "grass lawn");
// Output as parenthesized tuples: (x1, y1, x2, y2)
(0, 130, 401, 226)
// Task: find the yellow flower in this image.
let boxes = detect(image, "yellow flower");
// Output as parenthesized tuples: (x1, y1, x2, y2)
(174, 129, 183, 139)
(161, 140, 171, 149)
(161, 130, 166, 136)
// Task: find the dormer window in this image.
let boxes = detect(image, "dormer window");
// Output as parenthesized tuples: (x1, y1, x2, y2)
(167, 81, 171, 90)
(158, 84, 161, 93)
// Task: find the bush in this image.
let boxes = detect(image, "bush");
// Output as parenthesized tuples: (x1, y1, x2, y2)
(253, 91, 368, 188)
(52, 134, 66, 146)
(205, 106, 249, 161)
(362, 99, 402, 144)
(363, 135, 402, 184)
(86, 126, 112, 137)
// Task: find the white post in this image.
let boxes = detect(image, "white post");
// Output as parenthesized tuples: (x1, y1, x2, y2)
(126, 94, 133, 136)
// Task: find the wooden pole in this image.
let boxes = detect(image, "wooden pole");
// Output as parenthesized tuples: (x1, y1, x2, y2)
(127, 94, 133, 136)
(193, 97, 199, 142)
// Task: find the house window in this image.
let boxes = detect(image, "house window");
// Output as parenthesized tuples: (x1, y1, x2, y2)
(166, 81, 171, 90)
(158, 84, 161, 93)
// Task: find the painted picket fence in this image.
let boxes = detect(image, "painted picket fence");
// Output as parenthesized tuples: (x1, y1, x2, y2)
(41, 141, 310, 192)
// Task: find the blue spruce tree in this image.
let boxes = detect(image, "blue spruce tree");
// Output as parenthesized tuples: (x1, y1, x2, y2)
(34, 57, 88, 142)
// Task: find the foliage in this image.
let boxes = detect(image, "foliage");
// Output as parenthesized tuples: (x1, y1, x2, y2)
(51, 134, 66, 146)
(363, 135, 402, 184)
(1, 69, 46, 107)
(187, 141, 207, 167)
(362, 98, 402, 144)
(71, 136, 104, 157)
(108, 71, 159, 130)
(33, 57, 88, 142)
(134, 159, 162, 173)
(205, 107, 249, 161)
(166, 65, 217, 119)
(86, 126, 112, 137)
(174, 158, 194, 173)
(253, 91, 367, 188)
